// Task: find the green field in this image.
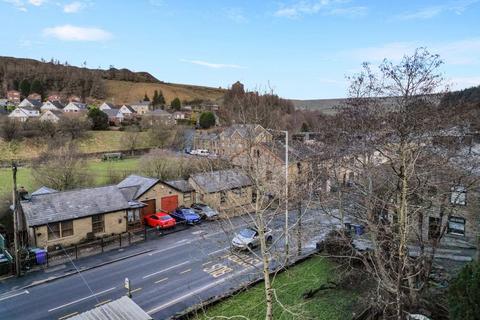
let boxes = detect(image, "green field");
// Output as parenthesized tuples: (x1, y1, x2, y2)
(0, 158, 141, 199)
(192, 256, 357, 320)
(0, 131, 153, 162)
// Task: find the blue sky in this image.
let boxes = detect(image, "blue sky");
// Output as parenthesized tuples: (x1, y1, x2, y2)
(1, 0, 479, 99)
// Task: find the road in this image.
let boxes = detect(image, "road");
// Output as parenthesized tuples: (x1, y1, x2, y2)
(0, 209, 340, 320)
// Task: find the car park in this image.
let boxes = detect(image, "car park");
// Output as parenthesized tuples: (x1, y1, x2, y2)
(144, 212, 176, 229)
(170, 207, 201, 225)
(231, 227, 272, 250)
(191, 203, 219, 220)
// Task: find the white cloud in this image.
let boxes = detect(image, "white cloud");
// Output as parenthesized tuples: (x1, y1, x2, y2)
(180, 59, 245, 69)
(28, 0, 44, 5)
(396, 0, 478, 20)
(63, 1, 84, 13)
(346, 38, 480, 66)
(274, 0, 367, 19)
(43, 25, 112, 41)
(225, 8, 248, 23)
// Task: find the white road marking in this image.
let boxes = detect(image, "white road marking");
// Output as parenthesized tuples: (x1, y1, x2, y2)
(0, 290, 29, 302)
(207, 247, 230, 256)
(58, 312, 78, 320)
(155, 277, 168, 284)
(142, 260, 190, 279)
(147, 261, 262, 315)
(148, 241, 192, 256)
(48, 287, 116, 312)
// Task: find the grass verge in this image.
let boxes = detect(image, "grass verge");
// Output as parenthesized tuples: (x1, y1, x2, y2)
(192, 256, 357, 320)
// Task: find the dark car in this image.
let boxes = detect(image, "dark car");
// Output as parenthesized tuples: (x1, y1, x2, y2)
(170, 207, 201, 225)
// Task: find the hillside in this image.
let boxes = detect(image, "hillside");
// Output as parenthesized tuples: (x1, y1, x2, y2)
(291, 98, 349, 114)
(0, 56, 226, 104)
(104, 80, 225, 105)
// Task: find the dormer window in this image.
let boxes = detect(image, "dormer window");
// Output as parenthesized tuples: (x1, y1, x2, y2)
(450, 186, 466, 206)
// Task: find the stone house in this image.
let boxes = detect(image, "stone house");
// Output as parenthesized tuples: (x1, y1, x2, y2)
(188, 169, 253, 215)
(218, 124, 273, 158)
(143, 109, 175, 126)
(130, 101, 150, 115)
(20, 185, 145, 249)
(193, 131, 220, 154)
(7, 90, 21, 104)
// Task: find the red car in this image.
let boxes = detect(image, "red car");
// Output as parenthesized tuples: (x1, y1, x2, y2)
(144, 212, 176, 229)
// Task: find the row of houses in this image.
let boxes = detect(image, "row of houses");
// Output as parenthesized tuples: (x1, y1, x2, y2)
(19, 169, 254, 249)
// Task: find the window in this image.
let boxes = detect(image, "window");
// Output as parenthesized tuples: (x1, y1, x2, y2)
(297, 162, 302, 174)
(451, 186, 466, 205)
(92, 214, 105, 233)
(252, 190, 257, 203)
(184, 193, 192, 202)
(220, 191, 227, 204)
(428, 217, 441, 240)
(255, 149, 260, 158)
(447, 216, 465, 236)
(61, 220, 74, 237)
(48, 223, 60, 240)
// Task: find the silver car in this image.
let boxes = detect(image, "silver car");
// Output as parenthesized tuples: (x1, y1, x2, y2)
(191, 203, 219, 220)
(231, 227, 273, 250)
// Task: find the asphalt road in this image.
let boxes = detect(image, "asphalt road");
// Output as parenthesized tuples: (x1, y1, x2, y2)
(0, 209, 340, 320)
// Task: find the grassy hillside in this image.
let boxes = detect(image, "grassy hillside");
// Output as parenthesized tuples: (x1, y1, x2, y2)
(0, 131, 153, 161)
(104, 80, 226, 105)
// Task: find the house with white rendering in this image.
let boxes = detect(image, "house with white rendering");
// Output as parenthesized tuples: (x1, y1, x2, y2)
(8, 107, 40, 122)
(64, 102, 87, 113)
(119, 105, 136, 118)
(104, 108, 124, 124)
(99, 102, 116, 111)
(39, 110, 63, 123)
(41, 100, 64, 112)
(18, 98, 42, 109)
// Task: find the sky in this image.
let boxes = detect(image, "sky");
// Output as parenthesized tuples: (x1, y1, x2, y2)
(0, 0, 479, 99)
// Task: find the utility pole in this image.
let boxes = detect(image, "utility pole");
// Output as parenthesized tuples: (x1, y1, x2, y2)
(284, 131, 289, 260)
(12, 161, 21, 277)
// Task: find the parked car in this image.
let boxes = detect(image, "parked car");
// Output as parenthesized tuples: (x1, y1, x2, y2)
(231, 227, 272, 250)
(170, 207, 201, 224)
(144, 212, 176, 229)
(190, 149, 210, 156)
(191, 203, 219, 220)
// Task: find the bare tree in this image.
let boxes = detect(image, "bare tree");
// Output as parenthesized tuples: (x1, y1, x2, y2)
(121, 126, 141, 156)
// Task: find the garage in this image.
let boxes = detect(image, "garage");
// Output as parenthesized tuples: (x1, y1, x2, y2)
(141, 199, 156, 222)
(161, 195, 178, 212)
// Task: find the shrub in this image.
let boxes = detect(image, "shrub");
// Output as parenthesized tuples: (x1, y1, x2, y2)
(199, 111, 215, 129)
(448, 261, 480, 320)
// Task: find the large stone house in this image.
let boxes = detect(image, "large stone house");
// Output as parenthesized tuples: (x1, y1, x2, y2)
(130, 101, 150, 115)
(218, 124, 272, 158)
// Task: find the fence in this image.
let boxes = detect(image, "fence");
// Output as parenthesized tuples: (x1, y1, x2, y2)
(45, 221, 190, 268)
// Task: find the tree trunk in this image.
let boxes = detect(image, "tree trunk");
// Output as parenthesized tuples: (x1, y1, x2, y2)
(297, 202, 302, 256)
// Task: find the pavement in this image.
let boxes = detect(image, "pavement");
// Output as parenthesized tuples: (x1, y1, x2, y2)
(0, 209, 340, 320)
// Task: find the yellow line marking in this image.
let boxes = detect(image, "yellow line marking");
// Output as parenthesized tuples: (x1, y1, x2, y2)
(95, 299, 111, 307)
(58, 312, 78, 320)
(179, 268, 191, 274)
(130, 288, 142, 293)
(202, 261, 213, 266)
(155, 277, 168, 284)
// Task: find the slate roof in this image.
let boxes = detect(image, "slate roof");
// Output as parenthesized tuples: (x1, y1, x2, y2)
(164, 179, 195, 192)
(190, 169, 252, 193)
(49, 100, 65, 109)
(117, 175, 159, 198)
(145, 109, 172, 117)
(21, 98, 42, 108)
(221, 124, 265, 139)
(260, 140, 319, 164)
(67, 102, 87, 110)
(130, 101, 150, 107)
(103, 108, 123, 118)
(121, 105, 135, 113)
(21, 185, 132, 227)
(102, 102, 116, 109)
(31, 186, 58, 196)
(68, 296, 152, 320)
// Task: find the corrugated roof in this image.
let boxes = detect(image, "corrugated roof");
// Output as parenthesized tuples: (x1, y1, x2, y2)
(22, 185, 132, 227)
(117, 175, 159, 198)
(68, 296, 152, 320)
(164, 179, 194, 192)
(190, 169, 251, 193)
(31, 186, 58, 196)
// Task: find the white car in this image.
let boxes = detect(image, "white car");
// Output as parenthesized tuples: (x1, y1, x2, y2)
(231, 227, 273, 250)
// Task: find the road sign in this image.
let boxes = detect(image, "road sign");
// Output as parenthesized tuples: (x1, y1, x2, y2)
(124, 277, 130, 290)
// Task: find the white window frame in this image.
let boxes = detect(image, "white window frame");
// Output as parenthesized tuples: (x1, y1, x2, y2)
(450, 186, 466, 206)
(447, 216, 466, 236)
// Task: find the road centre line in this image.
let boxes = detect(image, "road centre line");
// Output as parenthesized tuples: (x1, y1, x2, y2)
(202, 261, 213, 266)
(142, 260, 190, 279)
(130, 288, 142, 294)
(48, 287, 116, 312)
(94, 299, 111, 307)
(155, 277, 168, 284)
(179, 269, 191, 274)
(0, 290, 29, 302)
(147, 261, 263, 315)
(58, 312, 78, 320)
(207, 247, 230, 256)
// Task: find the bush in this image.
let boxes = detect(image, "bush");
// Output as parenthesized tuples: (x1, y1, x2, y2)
(87, 108, 109, 130)
(448, 261, 480, 320)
